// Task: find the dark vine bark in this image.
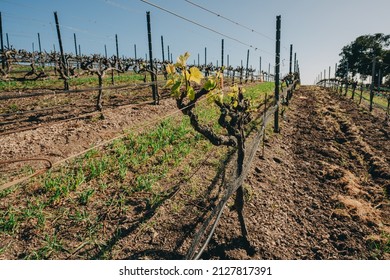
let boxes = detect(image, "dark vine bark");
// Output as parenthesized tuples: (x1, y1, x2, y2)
(176, 85, 252, 243)
(80, 56, 122, 112)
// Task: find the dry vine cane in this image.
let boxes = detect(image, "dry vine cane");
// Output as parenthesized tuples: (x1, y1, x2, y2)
(165, 52, 253, 244)
(80, 55, 123, 112)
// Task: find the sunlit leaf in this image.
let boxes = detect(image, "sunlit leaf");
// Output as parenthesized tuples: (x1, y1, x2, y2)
(177, 52, 190, 67)
(183, 70, 190, 81)
(166, 64, 176, 75)
(187, 86, 195, 101)
(189, 67, 203, 84)
(203, 79, 216, 91)
(171, 80, 182, 98)
(164, 79, 174, 88)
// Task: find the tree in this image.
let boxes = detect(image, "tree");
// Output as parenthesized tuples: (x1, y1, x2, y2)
(337, 33, 390, 83)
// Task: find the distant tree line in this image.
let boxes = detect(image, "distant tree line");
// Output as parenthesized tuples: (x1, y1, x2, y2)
(336, 33, 390, 87)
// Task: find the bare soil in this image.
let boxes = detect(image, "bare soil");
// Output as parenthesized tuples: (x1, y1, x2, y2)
(0, 85, 389, 259)
(211, 86, 390, 259)
(0, 88, 173, 179)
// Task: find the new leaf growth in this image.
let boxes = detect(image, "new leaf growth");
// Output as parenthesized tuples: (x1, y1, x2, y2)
(165, 52, 252, 148)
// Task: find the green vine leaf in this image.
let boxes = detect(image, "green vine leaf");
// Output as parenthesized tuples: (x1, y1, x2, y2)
(175, 52, 190, 68)
(171, 80, 182, 98)
(203, 79, 217, 91)
(187, 86, 195, 101)
(189, 67, 203, 85)
(166, 64, 176, 75)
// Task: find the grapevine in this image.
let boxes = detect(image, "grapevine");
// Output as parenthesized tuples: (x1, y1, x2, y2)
(165, 52, 253, 243)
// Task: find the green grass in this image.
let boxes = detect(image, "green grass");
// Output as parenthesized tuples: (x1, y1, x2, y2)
(7, 104, 19, 113)
(69, 72, 144, 88)
(27, 233, 66, 260)
(367, 232, 390, 259)
(339, 87, 389, 110)
(244, 82, 275, 106)
(0, 78, 62, 91)
(0, 207, 18, 234)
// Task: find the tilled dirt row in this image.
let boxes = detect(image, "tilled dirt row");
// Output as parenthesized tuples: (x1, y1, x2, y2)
(0, 94, 176, 183)
(0, 88, 155, 135)
(208, 86, 389, 259)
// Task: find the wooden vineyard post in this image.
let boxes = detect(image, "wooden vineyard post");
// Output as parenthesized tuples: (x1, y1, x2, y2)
(351, 81, 357, 100)
(221, 39, 224, 67)
(245, 49, 249, 83)
(161, 36, 165, 61)
(0, 12, 5, 70)
(274, 15, 281, 133)
(359, 83, 363, 105)
(37, 33, 44, 68)
(369, 58, 376, 112)
(289, 44, 293, 74)
(268, 63, 271, 82)
(6, 32, 9, 50)
(146, 11, 159, 105)
(344, 61, 349, 96)
(227, 54, 230, 74)
(294, 53, 297, 73)
(73, 33, 78, 69)
(115, 34, 119, 61)
(115, 34, 120, 78)
(204, 47, 207, 66)
(54, 11, 69, 91)
(259, 56, 262, 81)
(262, 92, 268, 158)
(335, 63, 338, 91)
(324, 69, 326, 88)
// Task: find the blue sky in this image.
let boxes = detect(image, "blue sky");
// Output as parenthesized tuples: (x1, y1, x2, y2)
(0, 0, 389, 84)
